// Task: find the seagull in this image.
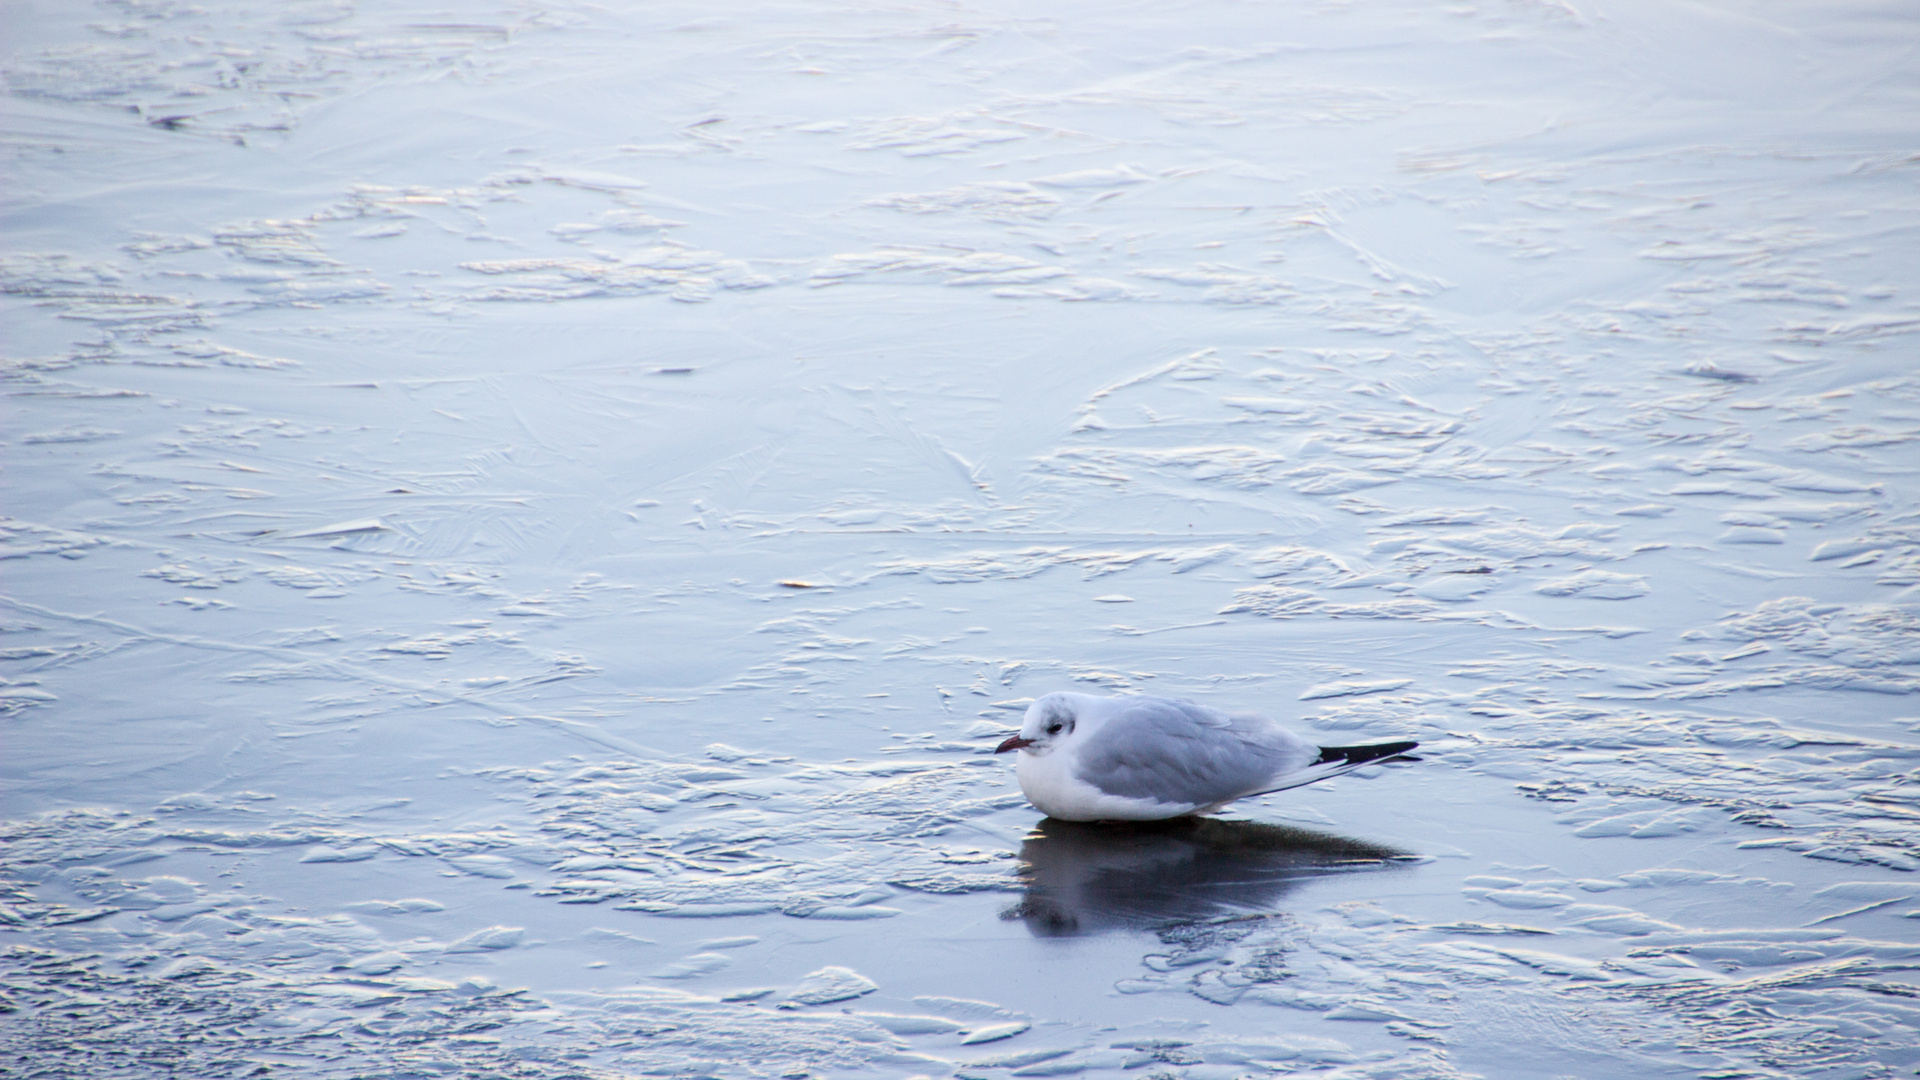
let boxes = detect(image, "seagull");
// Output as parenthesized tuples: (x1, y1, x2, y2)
(994, 691, 1417, 822)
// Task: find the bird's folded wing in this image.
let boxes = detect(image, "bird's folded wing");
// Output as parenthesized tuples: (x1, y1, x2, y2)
(1073, 698, 1300, 806)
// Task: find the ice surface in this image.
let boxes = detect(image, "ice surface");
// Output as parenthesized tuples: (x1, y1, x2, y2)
(3, 0, 1917, 1077)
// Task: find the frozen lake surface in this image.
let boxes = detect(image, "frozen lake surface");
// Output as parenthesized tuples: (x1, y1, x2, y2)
(4, 1, 1918, 1077)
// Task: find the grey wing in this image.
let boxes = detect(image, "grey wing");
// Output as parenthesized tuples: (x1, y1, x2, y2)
(1073, 697, 1309, 806)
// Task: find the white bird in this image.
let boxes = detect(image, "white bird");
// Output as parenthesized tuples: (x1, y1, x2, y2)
(994, 691, 1417, 822)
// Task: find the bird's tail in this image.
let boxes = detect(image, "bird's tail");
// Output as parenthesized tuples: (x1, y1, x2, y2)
(1247, 740, 1419, 797)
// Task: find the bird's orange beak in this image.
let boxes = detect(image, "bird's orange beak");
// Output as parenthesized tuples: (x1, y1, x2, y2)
(995, 735, 1035, 754)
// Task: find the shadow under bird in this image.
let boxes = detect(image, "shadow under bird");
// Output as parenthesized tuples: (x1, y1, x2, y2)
(994, 691, 1418, 822)
(1004, 816, 1411, 936)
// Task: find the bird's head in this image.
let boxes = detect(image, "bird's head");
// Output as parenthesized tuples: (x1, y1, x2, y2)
(996, 693, 1079, 756)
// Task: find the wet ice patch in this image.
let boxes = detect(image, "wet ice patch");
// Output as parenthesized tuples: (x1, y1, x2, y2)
(443, 854, 517, 879)
(344, 898, 444, 915)
(300, 844, 378, 863)
(1299, 678, 1413, 701)
(650, 951, 733, 978)
(1535, 569, 1650, 600)
(445, 925, 524, 952)
(782, 965, 878, 1006)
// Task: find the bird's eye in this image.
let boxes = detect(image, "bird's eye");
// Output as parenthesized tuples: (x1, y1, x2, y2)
(1046, 723, 1061, 734)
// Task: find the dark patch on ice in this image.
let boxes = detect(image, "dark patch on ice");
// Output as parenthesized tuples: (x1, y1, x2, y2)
(1001, 817, 1409, 936)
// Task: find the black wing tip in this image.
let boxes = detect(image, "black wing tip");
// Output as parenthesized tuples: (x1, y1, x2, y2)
(1314, 740, 1420, 766)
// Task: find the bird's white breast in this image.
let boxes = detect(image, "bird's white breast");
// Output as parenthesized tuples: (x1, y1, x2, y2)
(1015, 746, 1196, 822)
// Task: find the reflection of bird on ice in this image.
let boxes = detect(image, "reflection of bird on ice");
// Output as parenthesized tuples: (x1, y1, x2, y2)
(995, 692, 1419, 822)
(1004, 815, 1412, 937)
